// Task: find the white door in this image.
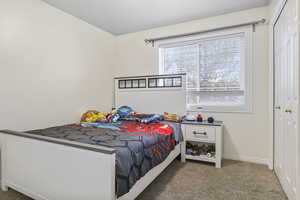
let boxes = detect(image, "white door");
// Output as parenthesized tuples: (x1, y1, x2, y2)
(274, 0, 298, 199)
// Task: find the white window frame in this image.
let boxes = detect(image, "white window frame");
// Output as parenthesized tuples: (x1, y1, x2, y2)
(156, 26, 253, 113)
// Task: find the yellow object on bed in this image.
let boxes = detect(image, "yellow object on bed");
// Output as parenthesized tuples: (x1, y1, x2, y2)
(81, 110, 107, 123)
(163, 112, 181, 122)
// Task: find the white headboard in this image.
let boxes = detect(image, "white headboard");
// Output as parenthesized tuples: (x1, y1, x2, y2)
(114, 74, 186, 115)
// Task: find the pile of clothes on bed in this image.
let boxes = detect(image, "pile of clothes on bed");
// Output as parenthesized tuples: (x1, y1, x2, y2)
(80, 106, 178, 130)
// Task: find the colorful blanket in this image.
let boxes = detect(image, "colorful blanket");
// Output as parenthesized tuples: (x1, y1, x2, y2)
(26, 121, 183, 197)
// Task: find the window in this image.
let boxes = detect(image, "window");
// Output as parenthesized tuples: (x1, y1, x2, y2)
(159, 29, 253, 112)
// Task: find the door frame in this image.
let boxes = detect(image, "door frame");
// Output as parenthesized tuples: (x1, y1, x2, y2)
(297, 0, 300, 196)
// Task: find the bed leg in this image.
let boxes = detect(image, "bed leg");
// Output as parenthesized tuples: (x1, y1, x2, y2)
(1, 134, 8, 192)
(1, 183, 8, 192)
(180, 142, 186, 163)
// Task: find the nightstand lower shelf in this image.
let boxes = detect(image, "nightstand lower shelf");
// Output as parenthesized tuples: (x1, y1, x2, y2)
(185, 154, 216, 163)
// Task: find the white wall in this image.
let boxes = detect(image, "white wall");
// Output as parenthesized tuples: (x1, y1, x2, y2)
(0, 1, 272, 167)
(0, 0, 115, 132)
(115, 7, 271, 166)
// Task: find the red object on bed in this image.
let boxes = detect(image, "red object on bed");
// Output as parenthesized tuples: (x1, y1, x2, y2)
(120, 121, 173, 136)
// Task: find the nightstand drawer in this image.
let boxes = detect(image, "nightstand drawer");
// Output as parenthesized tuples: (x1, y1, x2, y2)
(185, 125, 216, 142)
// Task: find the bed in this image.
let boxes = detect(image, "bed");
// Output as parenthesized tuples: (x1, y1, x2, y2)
(0, 74, 186, 200)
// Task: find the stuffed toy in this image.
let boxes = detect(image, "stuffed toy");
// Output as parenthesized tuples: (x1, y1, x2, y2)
(81, 110, 107, 123)
(107, 106, 135, 122)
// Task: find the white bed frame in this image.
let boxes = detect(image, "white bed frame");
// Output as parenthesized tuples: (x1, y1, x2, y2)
(0, 74, 186, 200)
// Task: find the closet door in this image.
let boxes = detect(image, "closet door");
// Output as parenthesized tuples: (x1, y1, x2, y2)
(274, 0, 298, 199)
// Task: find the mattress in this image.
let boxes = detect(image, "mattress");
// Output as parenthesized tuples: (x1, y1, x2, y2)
(26, 121, 183, 197)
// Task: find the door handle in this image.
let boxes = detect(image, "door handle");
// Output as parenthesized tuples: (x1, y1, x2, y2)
(285, 109, 292, 113)
(274, 106, 281, 110)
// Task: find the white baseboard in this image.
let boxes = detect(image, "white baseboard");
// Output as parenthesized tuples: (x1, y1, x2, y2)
(223, 154, 273, 169)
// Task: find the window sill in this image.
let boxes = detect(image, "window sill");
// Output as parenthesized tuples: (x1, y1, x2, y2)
(187, 109, 254, 114)
(187, 106, 253, 114)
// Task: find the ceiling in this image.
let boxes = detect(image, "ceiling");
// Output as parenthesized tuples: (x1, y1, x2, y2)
(41, 0, 271, 35)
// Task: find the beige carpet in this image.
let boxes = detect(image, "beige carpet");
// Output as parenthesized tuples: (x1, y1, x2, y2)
(0, 160, 287, 200)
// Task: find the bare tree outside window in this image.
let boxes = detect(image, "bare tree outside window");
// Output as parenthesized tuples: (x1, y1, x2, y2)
(160, 33, 246, 109)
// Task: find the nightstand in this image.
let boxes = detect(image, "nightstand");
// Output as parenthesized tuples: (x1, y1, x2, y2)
(181, 120, 223, 168)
